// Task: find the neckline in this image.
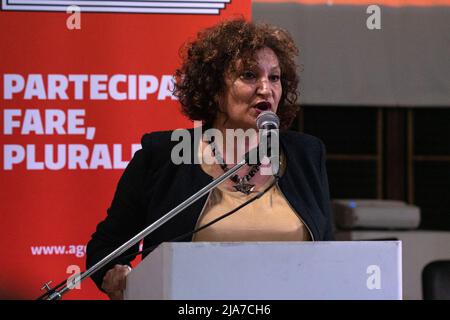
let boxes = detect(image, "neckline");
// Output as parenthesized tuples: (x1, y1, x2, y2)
(188, 126, 290, 185)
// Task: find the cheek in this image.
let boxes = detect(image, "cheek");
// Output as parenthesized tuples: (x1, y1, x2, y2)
(232, 81, 254, 97)
(237, 86, 254, 99)
(275, 86, 282, 102)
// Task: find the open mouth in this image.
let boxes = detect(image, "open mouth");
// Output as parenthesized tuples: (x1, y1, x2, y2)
(254, 101, 271, 112)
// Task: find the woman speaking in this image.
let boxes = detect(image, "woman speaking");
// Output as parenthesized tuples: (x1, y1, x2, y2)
(86, 18, 334, 300)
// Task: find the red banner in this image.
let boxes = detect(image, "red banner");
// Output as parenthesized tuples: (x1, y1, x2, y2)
(0, 1, 251, 299)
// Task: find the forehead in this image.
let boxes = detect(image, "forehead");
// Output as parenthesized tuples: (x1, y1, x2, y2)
(255, 47, 280, 66)
(233, 47, 280, 71)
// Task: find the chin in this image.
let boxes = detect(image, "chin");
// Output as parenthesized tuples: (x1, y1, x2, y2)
(243, 116, 257, 128)
(235, 121, 256, 131)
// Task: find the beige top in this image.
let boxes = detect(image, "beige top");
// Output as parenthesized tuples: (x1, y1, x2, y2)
(192, 139, 311, 242)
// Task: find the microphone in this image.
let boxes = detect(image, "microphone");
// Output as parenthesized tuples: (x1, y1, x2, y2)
(256, 111, 280, 176)
(256, 110, 280, 131)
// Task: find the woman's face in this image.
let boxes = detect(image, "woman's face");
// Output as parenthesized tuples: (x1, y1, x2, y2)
(216, 47, 282, 130)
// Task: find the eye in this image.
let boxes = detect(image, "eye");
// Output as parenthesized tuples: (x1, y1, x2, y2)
(241, 71, 256, 80)
(269, 74, 281, 82)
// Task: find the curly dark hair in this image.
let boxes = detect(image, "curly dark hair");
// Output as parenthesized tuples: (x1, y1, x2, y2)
(173, 19, 300, 130)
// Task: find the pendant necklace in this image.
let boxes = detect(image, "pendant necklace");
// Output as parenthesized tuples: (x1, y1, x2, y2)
(207, 136, 260, 195)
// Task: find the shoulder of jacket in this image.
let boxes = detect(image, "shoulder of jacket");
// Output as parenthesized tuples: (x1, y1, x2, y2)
(141, 130, 174, 149)
(140, 128, 196, 162)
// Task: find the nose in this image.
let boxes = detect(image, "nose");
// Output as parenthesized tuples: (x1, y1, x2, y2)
(256, 78, 271, 98)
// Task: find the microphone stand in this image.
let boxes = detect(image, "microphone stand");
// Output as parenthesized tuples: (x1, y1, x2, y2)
(39, 157, 249, 300)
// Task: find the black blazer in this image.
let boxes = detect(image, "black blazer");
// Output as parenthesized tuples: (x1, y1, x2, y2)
(86, 129, 334, 290)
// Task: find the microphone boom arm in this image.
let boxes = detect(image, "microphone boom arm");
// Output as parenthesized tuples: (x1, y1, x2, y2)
(39, 157, 248, 300)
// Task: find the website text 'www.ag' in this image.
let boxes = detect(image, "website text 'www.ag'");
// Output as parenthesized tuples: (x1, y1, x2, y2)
(30, 245, 86, 258)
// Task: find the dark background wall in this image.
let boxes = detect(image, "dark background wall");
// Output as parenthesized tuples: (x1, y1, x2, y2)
(290, 106, 450, 230)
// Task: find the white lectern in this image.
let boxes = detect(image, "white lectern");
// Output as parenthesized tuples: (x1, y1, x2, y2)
(124, 241, 402, 300)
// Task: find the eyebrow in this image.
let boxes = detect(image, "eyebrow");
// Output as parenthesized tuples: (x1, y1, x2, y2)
(242, 63, 281, 72)
(270, 66, 281, 72)
(251, 64, 280, 70)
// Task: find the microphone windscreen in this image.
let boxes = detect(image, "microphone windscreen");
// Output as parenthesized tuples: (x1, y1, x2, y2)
(256, 111, 280, 130)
